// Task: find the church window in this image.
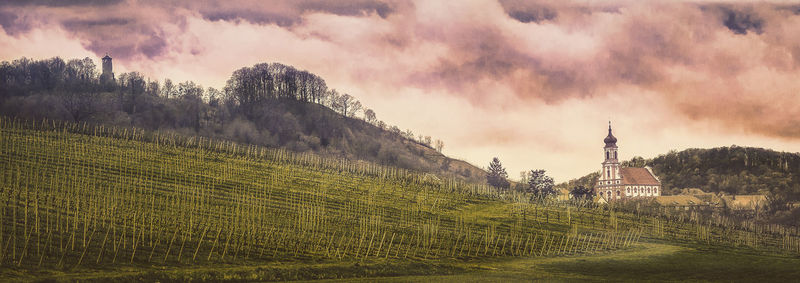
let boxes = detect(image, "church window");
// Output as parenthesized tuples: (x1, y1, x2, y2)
(614, 151, 617, 159)
(647, 188, 650, 193)
(616, 190, 620, 196)
(626, 188, 630, 194)
(607, 170, 610, 178)
(606, 151, 609, 159)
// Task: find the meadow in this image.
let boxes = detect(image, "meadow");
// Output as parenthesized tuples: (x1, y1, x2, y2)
(1, 117, 798, 281)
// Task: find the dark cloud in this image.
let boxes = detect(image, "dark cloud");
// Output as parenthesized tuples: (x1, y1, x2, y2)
(498, 0, 557, 23)
(0, 10, 29, 35)
(139, 34, 168, 58)
(198, 0, 395, 27)
(202, 10, 298, 26)
(2, 0, 800, 140)
(0, 0, 124, 7)
(59, 14, 172, 60)
(299, 0, 393, 18)
(61, 17, 131, 29)
(425, 30, 524, 86)
(403, 2, 800, 139)
(507, 10, 556, 24)
(1, 0, 396, 61)
(498, 0, 622, 24)
(718, 6, 764, 35)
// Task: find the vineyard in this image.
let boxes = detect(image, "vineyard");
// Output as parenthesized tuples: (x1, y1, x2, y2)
(1, 117, 799, 281)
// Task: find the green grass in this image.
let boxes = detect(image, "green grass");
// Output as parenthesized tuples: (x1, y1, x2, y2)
(541, 242, 800, 282)
(329, 240, 800, 282)
(1, 118, 799, 282)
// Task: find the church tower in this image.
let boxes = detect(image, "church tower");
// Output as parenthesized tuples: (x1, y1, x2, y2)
(599, 122, 620, 187)
(101, 54, 114, 82)
(594, 121, 662, 202)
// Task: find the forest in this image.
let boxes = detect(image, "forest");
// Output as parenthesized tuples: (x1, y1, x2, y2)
(0, 56, 483, 182)
(623, 147, 800, 202)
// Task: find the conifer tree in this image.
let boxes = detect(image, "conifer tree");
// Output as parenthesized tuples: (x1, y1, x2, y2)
(487, 157, 510, 189)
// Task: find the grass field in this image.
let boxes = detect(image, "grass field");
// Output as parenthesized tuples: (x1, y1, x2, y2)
(329, 240, 800, 282)
(1, 118, 799, 282)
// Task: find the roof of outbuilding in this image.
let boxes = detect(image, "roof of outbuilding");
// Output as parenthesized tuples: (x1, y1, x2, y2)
(721, 195, 767, 210)
(620, 167, 660, 185)
(654, 195, 704, 206)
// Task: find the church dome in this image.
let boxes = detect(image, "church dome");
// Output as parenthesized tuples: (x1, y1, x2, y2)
(604, 123, 617, 147)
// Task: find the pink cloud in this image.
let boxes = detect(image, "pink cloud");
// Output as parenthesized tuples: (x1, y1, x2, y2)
(3, 0, 800, 180)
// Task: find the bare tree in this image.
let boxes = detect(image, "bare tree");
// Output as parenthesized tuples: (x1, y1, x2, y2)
(206, 87, 222, 105)
(389, 125, 401, 136)
(404, 129, 414, 140)
(337, 93, 355, 117)
(162, 79, 175, 98)
(146, 80, 159, 96)
(435, 139, 444, 152)
(325, 89, 340, 109)
(178, 81, 204, 98)
(364, 108, 377, 124)
(349, 100, 362, 118)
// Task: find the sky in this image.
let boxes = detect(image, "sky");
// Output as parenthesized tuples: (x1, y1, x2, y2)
(2, 0, 800, 182)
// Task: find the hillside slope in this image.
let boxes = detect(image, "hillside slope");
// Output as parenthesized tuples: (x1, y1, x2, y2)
(0, 118, 638, 281)
(3, 119, 799, 281)
(231, 99, 489, 183)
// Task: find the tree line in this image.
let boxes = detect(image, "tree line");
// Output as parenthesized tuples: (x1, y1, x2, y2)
(482, 157, 588, 200)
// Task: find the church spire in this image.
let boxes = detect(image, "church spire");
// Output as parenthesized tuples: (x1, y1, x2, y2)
(604, 121, 617, 147)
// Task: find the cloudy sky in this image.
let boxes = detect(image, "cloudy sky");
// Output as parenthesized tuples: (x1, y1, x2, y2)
(2, 0, 800, 182)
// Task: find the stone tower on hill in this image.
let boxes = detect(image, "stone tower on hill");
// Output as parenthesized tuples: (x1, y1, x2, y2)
(101, 54, 114, 82)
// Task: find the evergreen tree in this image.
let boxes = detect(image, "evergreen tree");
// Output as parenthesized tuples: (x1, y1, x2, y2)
(486, 157, 510, 189)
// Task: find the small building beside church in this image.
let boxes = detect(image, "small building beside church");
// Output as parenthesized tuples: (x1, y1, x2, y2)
(594, 123, 662, 202)
(654, 195, 707, 211)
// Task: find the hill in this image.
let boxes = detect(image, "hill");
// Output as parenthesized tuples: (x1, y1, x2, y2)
(0, 57, 488, 184)
(559, 146, 800, 215)
(2, 118, 800, 281)
(212, 98, 488, 183)
(640, 147, 800, 199)
(0, 117, 637, 280)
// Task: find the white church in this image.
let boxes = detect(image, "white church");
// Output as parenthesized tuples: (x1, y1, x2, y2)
(595, 122, 661, 202)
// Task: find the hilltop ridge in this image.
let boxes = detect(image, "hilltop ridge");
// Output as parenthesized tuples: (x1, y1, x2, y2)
(0, 57, 488, 183)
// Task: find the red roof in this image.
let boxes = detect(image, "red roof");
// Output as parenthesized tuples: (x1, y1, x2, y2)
(620, 167, 660, 185)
